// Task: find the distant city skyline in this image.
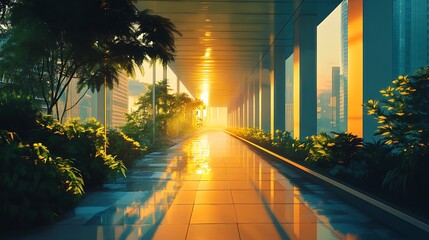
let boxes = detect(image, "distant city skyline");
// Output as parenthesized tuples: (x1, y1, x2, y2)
(317, 3, 342, 95)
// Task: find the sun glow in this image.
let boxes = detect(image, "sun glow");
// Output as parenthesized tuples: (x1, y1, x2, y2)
(200, 91, 209, 106)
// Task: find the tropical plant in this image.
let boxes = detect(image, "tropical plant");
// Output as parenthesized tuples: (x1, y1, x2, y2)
(0, 130, 83, 229)
(366, 67, 429, 195)
(328, 132, 363, 167)
(304, 132, 333, 169)
(107, 128, 147, 168)
(304, 132, 363, 172)
(0, 0, 180, 120)
(271, 130, 305, 160)
(32, 116, 126, 189)
(361, 140, 397, 186)
(0, 93, 40, 138)
(62, 118, 126, 189)
(124, 79, 204, 145)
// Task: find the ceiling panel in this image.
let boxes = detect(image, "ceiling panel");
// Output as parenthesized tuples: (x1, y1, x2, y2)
(136, 0, 341, 106)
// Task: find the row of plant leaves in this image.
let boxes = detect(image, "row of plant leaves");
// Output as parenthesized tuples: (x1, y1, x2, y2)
(228, 67, 429, 219)
(0, 94, 146, 230)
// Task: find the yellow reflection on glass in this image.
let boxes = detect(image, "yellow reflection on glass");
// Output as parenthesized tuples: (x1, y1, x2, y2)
(347, 0, 363, 137)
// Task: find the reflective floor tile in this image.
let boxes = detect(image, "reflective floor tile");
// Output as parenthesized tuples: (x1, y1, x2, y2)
(159, 205, 193, 224)
(191, 204, 237, 223)
(187, 224, 240, 240)
(231, 190, 263, 204)
(195, 190, 233, 204)
(234, 204, 276, 223)
(238, 223, 288, 240)
(172, 191, 197, 204)
(198, 181, 230, 190)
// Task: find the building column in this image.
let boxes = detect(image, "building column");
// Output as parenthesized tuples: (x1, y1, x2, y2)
(273, 46, 286, 132)
(293, 14, 317, 141)
(285, 53, 294, 133)
(257, 52, 263, 130)
(348, 0, 393, 139)
(261, 69, 271, 132)
(248, 77, 254, 128)
(163, 65, 167, 80)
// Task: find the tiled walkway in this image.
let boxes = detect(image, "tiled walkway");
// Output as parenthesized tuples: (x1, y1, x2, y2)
(14, 130, 409, 240)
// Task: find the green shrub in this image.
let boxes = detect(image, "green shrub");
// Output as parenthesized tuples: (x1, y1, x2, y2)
(0, 130, 83, 229)
(107, 129, 147, 168)
(361, 140, 397, 187)
(63, 118, 126, 189)
(0, 93, 40, 138)
(272, 130, 306, 161)
(328, 132, 363, 167)
(305, 132, 363, 171)
(304, 133, 333, 169)
(32, 117, 126, 190)
(366, 67, 429, 195)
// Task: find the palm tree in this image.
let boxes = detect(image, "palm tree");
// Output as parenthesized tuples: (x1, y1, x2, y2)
(0, 0, 181, 119)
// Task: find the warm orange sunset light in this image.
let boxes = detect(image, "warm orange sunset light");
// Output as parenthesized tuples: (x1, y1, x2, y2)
(9, 1, 426, 239)
(348, 0, 363, 137)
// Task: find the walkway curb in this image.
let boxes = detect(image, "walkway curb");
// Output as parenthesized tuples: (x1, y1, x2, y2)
(225, 130, 429, 239)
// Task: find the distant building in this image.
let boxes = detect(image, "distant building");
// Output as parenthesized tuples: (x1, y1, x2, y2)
(128, 79, 146, 113)
(331, 66, 340, 131)
(317, 92, 333, 133)
(96, 71, 129, 127)
(393, 0, 429, 77)
(62, 71, 129, 127)
(339, 0, 348, 133)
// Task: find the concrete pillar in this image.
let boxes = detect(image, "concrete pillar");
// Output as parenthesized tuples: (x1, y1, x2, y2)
(248, 78, 254, 128)
(261, 69, 271, 132)
(241, 93, 245, 128)
(293, 14, 317, 141)
(238, 105, 242, 128)
(257, 52, 263, 130)
(274, 46, 286, 132)
(348, 0, 393, 139)
(285, 53, 294, 133)
(243, 86, 248, 127)
(270, 40, 275, 137)
(163, 65, 167, 80)
(232, 108, 236, 128)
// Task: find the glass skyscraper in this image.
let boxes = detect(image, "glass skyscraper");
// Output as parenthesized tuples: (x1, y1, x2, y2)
(393, 0, 429, 77)
(339, 0, 348, 133)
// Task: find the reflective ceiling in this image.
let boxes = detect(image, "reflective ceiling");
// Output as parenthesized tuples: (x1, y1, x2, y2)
(136, 0, 341, 106)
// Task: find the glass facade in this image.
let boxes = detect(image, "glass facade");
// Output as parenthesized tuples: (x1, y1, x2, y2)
(393, 0, 429, 77)
(285, 54, 294, 134)
(339, 0, 348, 133)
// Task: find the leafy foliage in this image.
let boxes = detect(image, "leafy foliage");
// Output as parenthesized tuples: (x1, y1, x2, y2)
(304, 132, 363, 170)
(0, 93, 40, 138)
(0, 0, 181, 118)
(123, 79, 204, 147)
(107, 128, 147, 168)
(0, 130, 83, 229)
(366, 67, 429, 194)
(33, 117, 126, 189)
